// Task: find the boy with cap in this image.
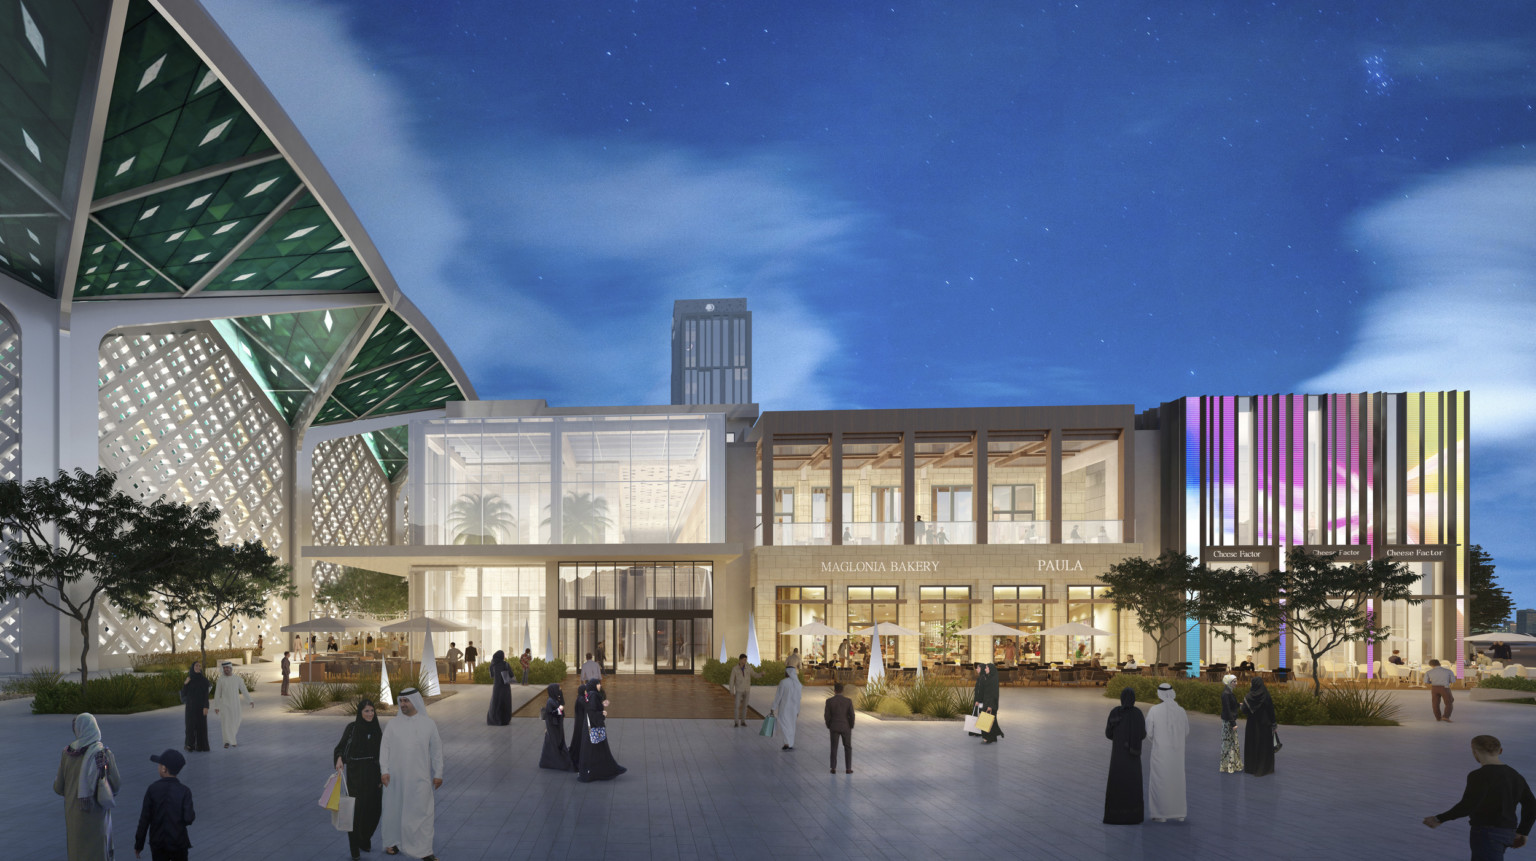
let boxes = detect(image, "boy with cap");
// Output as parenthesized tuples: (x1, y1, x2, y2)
(135, 749, 195, 860)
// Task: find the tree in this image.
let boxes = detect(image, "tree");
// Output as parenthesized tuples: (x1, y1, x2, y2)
(315, 566, 409, 617)
(544, 491, 613, 543)
(180, 540, 295, 670)
(0, 469, 219, 693)
(448, 493, 515, 544)
(1469, 545, 1513, 634)
(1100, 552, 1252, 668)
(1242, 548, 1420, 697)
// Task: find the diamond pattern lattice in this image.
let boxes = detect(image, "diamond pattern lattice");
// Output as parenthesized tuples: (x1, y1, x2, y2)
(96, 329, 290, 655)
(0, 310, 18, 670)
(311, 433, 390, 596)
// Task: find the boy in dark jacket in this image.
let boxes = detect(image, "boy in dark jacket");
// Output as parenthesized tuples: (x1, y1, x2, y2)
(135, 749, 195, 860)
(1424, 735, 1536, 860)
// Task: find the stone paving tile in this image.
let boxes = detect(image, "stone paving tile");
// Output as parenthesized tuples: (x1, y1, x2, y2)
(2, 662, 1532, 860)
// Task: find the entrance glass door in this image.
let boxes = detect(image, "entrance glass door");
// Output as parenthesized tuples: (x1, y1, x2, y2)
(655, 619, 694, 674)
(576, 620, 617, 673)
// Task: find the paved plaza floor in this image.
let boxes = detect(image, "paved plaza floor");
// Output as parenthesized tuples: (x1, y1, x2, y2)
(2, 664, 1531, 860)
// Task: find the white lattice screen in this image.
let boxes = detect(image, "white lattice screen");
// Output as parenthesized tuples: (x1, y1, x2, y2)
(311, 434, 390, 601)
(0, 310, 18, 671)
(96, 330, 291, 656)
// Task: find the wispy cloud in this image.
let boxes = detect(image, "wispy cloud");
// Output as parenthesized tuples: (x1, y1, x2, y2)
(1303, 155, 1536, 444)
(203, 0, 861, 410)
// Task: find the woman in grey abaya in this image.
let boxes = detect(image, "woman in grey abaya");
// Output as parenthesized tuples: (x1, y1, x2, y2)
(53, 713, 121, 861)
(1103, 687, 1146, 825)
(1240, 676, 1277, 776)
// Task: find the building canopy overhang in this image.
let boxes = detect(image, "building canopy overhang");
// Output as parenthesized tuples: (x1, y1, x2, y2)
(303, 543, 746, 577)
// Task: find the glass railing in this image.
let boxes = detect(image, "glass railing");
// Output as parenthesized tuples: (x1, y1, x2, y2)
(843, 523, 904, 545)
(989, 521, 1049, 544)
(1064, 520, 1122, 543)
(917, 521, 974, 544)
(774, 522, 832, 546)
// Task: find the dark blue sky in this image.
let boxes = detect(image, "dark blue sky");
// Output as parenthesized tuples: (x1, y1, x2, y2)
(207, 1, 1536, 610)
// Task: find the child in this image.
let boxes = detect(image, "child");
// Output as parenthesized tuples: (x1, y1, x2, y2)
(135, 749, 195, 861)
(1424, 735, 1536, 860)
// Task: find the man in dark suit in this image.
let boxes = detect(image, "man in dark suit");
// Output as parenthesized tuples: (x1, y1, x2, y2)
(824, 682, 856, 774)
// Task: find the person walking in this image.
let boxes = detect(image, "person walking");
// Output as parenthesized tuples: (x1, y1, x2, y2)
(181, 662, 211, 753)
(334, 700, 384, 861)
(1219, 674, 1244, 774)
(972, 663, 1004, 744)
(134, 750, 194, 861)
(768, 666, 803, 751)
(463, 641, 477, 672)
(1103, 687, 1146, 825)
(569, 677, 589, 772)
(580, 653, 602, 683)
(54, 713, 121, 861)
(576, 680, 627, 782)
(836, 638, 849, 668)
(1146, 684, 1189, 822)
(445, 643, 463, 683)
(729, 654, 761, 727)
(210, 661, 253, 748)
(1426, 659, 1457, 723)
(520, 649, 533, 686)
(538, 684, 573, 771)
(280, 651, 292, 697)
(486, 650, 513, 726)
(1424, 734, 1536, 860)
(786, 648, 802, 670)
(824, 682, 855, 774)
(1240, 676, 1277, 776)
(380, 688, 443, 861)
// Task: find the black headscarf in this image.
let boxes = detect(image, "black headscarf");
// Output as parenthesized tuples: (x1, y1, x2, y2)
(491, 649, 507, 666)
(1105, 687, 1145, 755)
(1244, 676, 1272, 712)
(352, 699, 382, 743)
(546, 683, 563, 705)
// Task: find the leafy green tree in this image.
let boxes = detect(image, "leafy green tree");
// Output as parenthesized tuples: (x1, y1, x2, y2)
(1242, 548, 1420, 697)
(181, 540, 295, 670)
(448, 493, 516, 544)
(315, 566, 409, 617)
(1469, 545, 1514, 634)
(1100, 552, 1253, 668)
(0, 469, 219, 692)
(544, 491, 613, 543)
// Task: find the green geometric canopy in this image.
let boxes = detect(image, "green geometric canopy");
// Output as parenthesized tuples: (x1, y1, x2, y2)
(0, 0, 475, 476)
(363, 425, 410, 482)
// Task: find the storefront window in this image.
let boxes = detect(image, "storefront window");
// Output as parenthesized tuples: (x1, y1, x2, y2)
(1067, 585, 1117, 663)
(776, 586, 829, 661)
(920, 585, 972, 665)
(991, 586, 1044, 663)
(847, 586, 899, 665)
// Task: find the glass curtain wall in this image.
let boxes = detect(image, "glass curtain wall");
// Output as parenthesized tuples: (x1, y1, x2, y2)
(419, 566, 545, 663)
(846, 586, 900, 666)
(1067, 585, 1118, 663)
(987, 433, 1047, 544)
(775, 586, 829, 661)
(842, 434, 903, 545)
(769, 436, 830, 545)
(914, 434, 975, 544)
(920, 586, 972, 665)
(991, 586, 1044, 663)
(416, 414, 721, 545)
(557, 562, 713, 673)
(1062, 433, 1121, 543)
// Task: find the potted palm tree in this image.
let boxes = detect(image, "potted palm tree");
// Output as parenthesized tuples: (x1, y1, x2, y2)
(448, 493, 516, 544)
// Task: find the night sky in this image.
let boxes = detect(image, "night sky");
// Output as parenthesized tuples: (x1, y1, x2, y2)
(204, 2, 1536, 611)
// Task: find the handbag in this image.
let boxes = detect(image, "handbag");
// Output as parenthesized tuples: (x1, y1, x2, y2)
(92, 753, 116, 810)
(330, 771, 354, 832)
(500, 670, 514, 685)
(965, 704, 981, 736)
(1272, 729, 1283, 753)
(589, 726, 607, 744)
(759, 714, 777, 737)
(319, 772, 342, 811)
(975, 711, 996, 733)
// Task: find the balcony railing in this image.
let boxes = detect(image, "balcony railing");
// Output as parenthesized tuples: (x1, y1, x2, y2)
(774, 522, 833, 546)
(843, 523, 904, 546)
(988, 520, 1048, 544)
(916, 521, 974, 544)
(1064, 520, 1122, 543)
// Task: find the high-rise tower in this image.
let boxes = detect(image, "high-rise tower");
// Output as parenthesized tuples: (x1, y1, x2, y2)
(671, 299, 751, 405)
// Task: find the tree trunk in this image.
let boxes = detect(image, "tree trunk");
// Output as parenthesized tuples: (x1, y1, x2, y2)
(77, 615, 91, 704)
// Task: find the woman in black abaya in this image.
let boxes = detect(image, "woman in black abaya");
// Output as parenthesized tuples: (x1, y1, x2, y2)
(334, 700, 384, 861)
(182, 661, 211, 752)
(538, 683, 572, 771)
(486, 650, 513, 726)
(1103, 687, 1146, 824)
(974, 663, 1004, 743)
(569, 678, 589, 771)
(576, 680, 627, 782)
(1240, 676, 1277, 776)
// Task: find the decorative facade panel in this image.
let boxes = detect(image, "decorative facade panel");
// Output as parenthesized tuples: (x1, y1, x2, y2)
(311, 433, 391, 593)
(0, 310, 18, 671)
(97, 330, 290, 655)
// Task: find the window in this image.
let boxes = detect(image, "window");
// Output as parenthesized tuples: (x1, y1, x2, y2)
(776, 586, 829, 661)
(992, 484, 1036, 520)
(1067, 585, 1118, 663)
(773, 487, 795, 523)
(871, 486, 901, 522)
(931, 486, 973, 521)
(811, 487, 830, 523)
(920, 585, 973, 664)
(847, 586, 900, 665)
(991, 586, 1045, 663)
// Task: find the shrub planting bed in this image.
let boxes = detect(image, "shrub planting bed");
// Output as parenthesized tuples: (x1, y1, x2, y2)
(1104, 674, 1400, 726)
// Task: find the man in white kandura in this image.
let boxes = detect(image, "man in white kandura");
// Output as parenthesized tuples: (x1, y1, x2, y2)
(211, 660, 253, 748)
(1146, 683, 1189, 822)
(381, 688, 443, 861)
(768, 666, 803, 751)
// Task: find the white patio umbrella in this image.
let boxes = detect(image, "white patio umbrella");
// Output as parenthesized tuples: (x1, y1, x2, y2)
(746, 612, 762, 665)
(1037, 621, 1113, 637)
(866, 621, 886, 685)
(955, 622, 1033, 637)
(279, 616, 375, 633)
(1467, 633, 1536, 644)
(377, 614, 469, 633)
